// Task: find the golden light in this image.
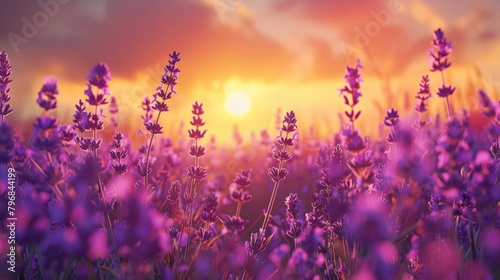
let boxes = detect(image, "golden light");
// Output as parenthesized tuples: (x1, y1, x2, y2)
(225, 92, 251, 116)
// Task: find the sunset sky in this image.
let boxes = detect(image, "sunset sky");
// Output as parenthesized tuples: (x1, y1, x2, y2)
(1, 0, 499, 145)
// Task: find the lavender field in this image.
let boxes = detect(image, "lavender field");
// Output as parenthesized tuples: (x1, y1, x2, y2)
(1, 2, 500, 280)
(1, 29, 499, 279)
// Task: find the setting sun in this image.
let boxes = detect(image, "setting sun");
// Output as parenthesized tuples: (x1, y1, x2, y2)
(225, 92, 251, 116)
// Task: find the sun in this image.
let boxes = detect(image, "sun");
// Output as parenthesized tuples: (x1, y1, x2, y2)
(225, 92, 251, 116)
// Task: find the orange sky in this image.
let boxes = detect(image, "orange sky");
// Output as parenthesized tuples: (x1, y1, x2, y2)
(1, 0, 499, 145)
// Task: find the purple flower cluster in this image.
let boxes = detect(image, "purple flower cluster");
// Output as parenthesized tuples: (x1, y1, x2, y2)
(0, 51, 13, 123)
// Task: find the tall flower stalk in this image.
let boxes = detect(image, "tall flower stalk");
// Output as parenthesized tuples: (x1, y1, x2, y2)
(33, 78, 63, 198)
(0, 51, 13, 125)
(384, 108, 400, 155)
(230, 169, 252, 219)
(261, 111, 298, 232)
(82, 63, 110, 189)
(184, 101, 208, 261)
(285, 193, 303, 249)
(339, 60, 363, 132)
(77, 63, 115, 244)
(414, 75, 431, 130)
(143, 51, 181, 187)
(429, 28, 455, 118)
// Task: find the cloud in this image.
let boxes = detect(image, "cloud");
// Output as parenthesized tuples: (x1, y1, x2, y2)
(0, 0, 297, 120)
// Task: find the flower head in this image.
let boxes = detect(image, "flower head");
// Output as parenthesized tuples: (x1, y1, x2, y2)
(222, 215, 248, 232)
(429, 28, 453, 72)
(320, 144, 350, 188)
(87, 62, 111, 89)
(0, 51, 13, 118)
(384, 108, 400, 127)
(285, 193, 302, 221)
(36, 78, 59, 111)
(187, 165, 207, 181)
(161, 51, 181, 94)
(339, 60, 363, 125)
(234, 169, 252, 188)
(477, 89, 496, 118)
(201, 192, 219, 223)
(436, 85, 455, 98)
(415, 75, 431, 112)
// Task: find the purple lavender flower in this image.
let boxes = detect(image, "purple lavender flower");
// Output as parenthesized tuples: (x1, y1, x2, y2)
(341, 125, 365, 154)
(339, 60, 363, 130)
(234, 169, 252, 187)
(34, 116, 58, 131)
(415, 75, 431, 112)
(87, 62, 111, 90)
(200, 192, 219, 223)
(429, 28, 454, 117)
(140, 52, 181, 188)
(72, 100, 88, 133)
(109, 133, 129, 175)
(285, 248, 311, 278)
(58, 125, 77, 142)
(36, 78, 59, 111)
(145, 122, 163, 134)
(109, 96, 119, 128)
(414, 75, 431, 129)
(285, 193, 301, 220)
(187, 102, 207, 140)
(196, 227, 214, 242)
(452, 191, 476, 217)
(230, 169, 253, 204)
(187, 165, 207, 181)
(0, 51, 13, 122)
(245, 229, 267, 255)
(491, 141, 500, 158)
(222, 214, 248, 232)
(384, 108, 400, 127)
(161, 51, 181, 93)
(75, 136, 101, 152)
(164, 180, 182, 219)
(305, 199, 327, 229)
(285, 193, 303, 239)
(0, 122, 15, 163)
(429, 28, 452, 72)
(436, 84, 455, 98)
(320, 144, 351, 190)
(141, 97, 153, 126)
(477, 89, 496, 118)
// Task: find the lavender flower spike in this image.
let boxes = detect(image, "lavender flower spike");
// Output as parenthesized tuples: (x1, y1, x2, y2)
(429, 28, 454, 118)
(0, 51, 13, 123)
(262, 111, 298, 232)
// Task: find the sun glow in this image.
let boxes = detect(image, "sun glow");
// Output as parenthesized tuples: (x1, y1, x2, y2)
(225, 92, 251, 116)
